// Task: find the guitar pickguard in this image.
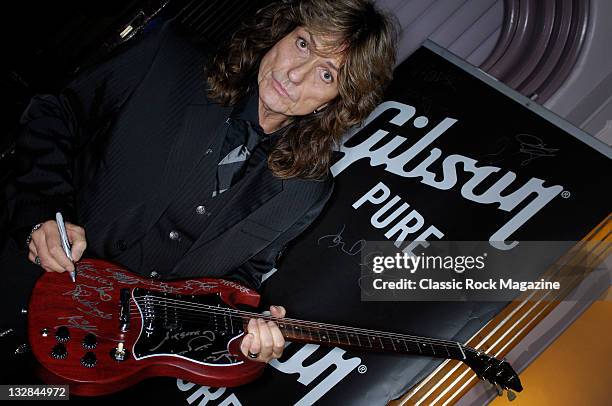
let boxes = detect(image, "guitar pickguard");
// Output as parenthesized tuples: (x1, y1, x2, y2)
(132, 289, 242, 365)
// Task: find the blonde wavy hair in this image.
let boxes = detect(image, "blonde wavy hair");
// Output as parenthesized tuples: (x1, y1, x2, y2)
(207, 0, 398, 179)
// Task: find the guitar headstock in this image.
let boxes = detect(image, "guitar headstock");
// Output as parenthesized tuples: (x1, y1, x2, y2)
(464, 348, 523, 393)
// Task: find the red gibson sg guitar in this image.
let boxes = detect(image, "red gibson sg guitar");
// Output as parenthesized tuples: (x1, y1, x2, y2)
(28, 259, 523, 396)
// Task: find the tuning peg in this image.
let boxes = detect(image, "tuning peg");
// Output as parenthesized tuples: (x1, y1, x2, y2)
(494, 384, 503, 397)
(507, 389, 517, 401)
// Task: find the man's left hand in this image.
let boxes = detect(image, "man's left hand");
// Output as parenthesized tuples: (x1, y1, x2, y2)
(240, 305, 286, 363)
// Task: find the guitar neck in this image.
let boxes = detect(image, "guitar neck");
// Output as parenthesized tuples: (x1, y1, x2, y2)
(180, 302, 469, 362)
(272, 318, 468, 361)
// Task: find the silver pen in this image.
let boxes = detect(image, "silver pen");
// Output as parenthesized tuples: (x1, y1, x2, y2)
(55, 212, 76, 283)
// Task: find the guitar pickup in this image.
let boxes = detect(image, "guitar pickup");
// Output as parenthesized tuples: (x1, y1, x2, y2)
(119, 289, 131, 332)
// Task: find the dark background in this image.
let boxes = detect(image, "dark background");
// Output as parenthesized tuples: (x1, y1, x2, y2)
(0, 0, 274, 248)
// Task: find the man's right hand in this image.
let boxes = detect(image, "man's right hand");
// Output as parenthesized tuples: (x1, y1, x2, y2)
(27, 221, 87, 273)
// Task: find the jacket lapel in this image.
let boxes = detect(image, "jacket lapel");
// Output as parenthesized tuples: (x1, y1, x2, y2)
(186, 160, 284, 252)
(145, 101, 231, 231)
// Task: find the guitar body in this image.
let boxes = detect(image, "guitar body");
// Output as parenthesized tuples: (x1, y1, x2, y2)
(28, 259, 264, 396)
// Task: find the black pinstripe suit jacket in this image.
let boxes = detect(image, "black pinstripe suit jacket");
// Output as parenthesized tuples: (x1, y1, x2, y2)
(10, 19, 334, 289)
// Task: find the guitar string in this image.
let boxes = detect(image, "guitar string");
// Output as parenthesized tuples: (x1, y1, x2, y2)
(127, 304, 464, 360)
(129, 301, 507, 383)
(127, 297, 461, 348)
(128, 295, 469, 350)
(127, 301, 479, 361)
(125, 297, 473, 356)
(123, 301, 507, 385)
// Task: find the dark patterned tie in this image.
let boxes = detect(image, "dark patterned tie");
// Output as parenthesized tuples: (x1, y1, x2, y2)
(213, 119, 262, 197)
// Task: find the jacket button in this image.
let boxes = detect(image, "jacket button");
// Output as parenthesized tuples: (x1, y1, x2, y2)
(149, 271, 159, 279)
(169, 230, 180, 241)
(205, 148, 213, 155)
(115, 240, 127, 251)
(195, 205, 206, 215)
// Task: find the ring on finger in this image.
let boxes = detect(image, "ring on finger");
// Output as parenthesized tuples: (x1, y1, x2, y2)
(34, 256, 41, 266)
(247, 351, 259, 359)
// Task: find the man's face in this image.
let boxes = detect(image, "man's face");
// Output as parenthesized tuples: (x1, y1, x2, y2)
(257, 26, 343, 119)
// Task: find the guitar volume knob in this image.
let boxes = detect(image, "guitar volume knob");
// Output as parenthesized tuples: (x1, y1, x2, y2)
(81, 352, 97, 368)
(55, 326, 70, 343)
(50, 343, 68, 359)
(82, 333, 97, 349)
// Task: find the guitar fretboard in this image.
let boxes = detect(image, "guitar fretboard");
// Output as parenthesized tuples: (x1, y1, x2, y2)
(275, 319, 466, 360)
(215, 311, 468, 360)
